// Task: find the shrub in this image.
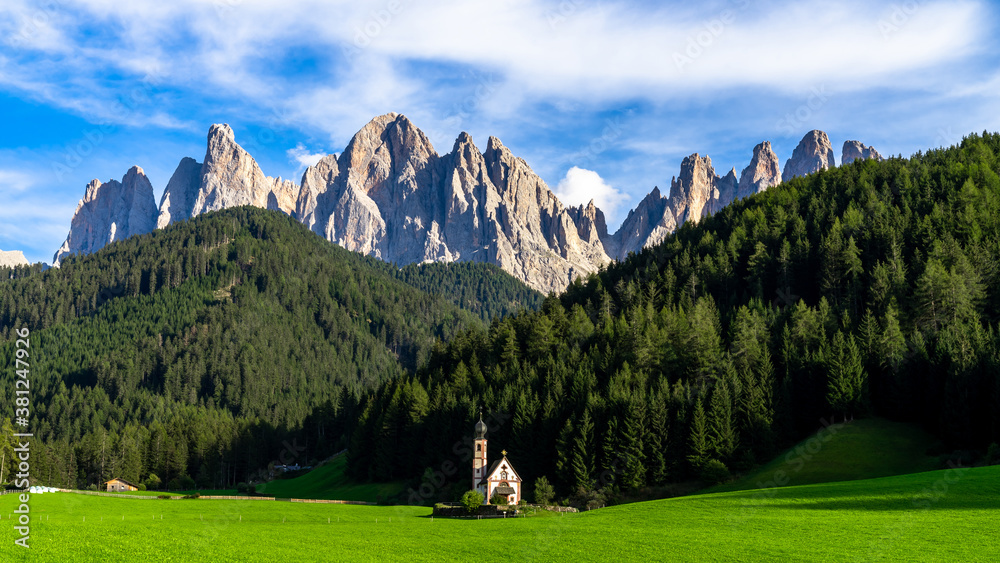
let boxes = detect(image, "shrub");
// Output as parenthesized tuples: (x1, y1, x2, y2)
(86, 484, 98, 492)
(460, 490, 484, 513)
(138, 484, 147, 491)
(144, 473, 161, 491)
(236, 482, 249, 493)
(177, 474, 196, 490)
(490, 492, 509, 505)
(533, 476, 555, 506)
(569, 484, 607, 511)
(700, 459, 731, 484)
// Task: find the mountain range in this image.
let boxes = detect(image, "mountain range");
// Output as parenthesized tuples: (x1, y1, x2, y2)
(49, 114, 882, 293)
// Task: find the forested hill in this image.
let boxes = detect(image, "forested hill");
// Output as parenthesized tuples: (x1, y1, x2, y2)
(0, 206, 540, 490)
(348, 132, 1000, 502)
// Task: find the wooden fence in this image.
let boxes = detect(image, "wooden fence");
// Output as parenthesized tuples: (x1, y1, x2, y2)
(60, 489, 375, 505)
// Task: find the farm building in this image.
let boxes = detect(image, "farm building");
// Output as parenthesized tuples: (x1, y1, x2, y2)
(104, 478, 139, 492)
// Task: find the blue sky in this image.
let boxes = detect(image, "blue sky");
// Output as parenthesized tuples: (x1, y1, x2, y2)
(1, 0, 998, 264)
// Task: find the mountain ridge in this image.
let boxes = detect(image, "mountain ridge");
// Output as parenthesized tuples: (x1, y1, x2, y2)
(52, 116, 882, 292)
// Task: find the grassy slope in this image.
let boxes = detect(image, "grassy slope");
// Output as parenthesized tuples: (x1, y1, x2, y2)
(253, 456, 407, 502)
(3, 465, 999, 562)
(709, 417, 940, 494)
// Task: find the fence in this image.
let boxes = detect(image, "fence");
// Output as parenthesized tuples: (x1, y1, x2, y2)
(60, 489, 376, 505)
(63, 489, 164, 500)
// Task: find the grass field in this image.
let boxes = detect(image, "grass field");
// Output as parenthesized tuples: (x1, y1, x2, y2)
(254, 455, 407, 502)
(709, 417, 941, 494)
(2, 463, 998, 562)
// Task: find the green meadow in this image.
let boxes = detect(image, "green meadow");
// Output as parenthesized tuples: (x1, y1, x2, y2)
(1, 463, 998, 562)
(254, 455, 407, 502)
(709, 417, 941, 493)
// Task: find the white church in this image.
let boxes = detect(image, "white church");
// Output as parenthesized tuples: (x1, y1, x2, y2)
(472, 415, 522, 505)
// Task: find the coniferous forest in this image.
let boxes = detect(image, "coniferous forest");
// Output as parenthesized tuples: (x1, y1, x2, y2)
(3, 133, 1000, 502)
(0, 207, 540, 490)
(347, 133, 1000, 500)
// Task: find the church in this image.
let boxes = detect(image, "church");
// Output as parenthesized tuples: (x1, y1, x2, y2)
(472, 414, 522, 505)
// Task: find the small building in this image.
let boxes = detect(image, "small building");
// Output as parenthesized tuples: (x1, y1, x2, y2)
(104, 478, 138, 492)
(472, 414, 522, 505)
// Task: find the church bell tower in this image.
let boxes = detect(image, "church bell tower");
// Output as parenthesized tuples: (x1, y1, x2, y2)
(473, 412, 488, 492)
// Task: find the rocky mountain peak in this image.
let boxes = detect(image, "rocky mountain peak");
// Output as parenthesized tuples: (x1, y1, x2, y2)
(738, 140, 782, 199)
(708, 168, 739, 216)
(208, 123, 235, 144)
(0, 250, 29, 268)
(783, 130, 835, 180)
(54, 166, 158, 265)
(568, 199, 610, 247)
(611, 185, 673, 259)
(670, 153, 718, 225)
(295, 153, 340, 227)
(157, 124, 301, 229)
(842, 140, 883, 165)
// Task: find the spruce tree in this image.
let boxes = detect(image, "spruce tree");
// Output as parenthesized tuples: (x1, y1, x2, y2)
(687, 396, 710, 470)
(708, 375, 737, 461)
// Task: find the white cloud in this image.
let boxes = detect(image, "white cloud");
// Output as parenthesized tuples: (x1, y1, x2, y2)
(555, 167, 627, 224)
(0, 0, 988, 142)
(0, 169, 36, 192)
(286, 143, 327, 170)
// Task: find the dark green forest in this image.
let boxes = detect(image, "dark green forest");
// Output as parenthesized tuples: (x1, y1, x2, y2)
(347, 132, 1000, 502)
(0, 207, 540, 490)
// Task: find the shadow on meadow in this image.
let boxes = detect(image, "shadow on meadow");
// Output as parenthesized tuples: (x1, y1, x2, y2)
(716, 465, 1000, 512)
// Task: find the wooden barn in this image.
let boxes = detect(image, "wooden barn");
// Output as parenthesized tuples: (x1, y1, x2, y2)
(104, 478, 139, 492)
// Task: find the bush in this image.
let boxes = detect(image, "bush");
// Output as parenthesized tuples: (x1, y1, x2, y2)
(177, 474, 196, 490)
(533, 476, 555, 506)
(236, 482, 249, 494)
(460, 490, 484, 513)
(700, 459, 731, 484)
(569, 484, 607, 511)
(86, 484, 98, 492)
(138, 484, 146, 491)
(183, 493, 200, 499)
(144, 473, 161, 491)
(247, 483, 256, 494)
(490, 492, 509, 505)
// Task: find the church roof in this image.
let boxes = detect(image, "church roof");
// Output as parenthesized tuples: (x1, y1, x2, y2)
(478, 459, 503, 486)
(478, 454, 521, 486)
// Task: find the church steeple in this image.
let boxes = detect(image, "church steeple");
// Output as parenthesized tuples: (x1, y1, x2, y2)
(472, 411, 488, 493)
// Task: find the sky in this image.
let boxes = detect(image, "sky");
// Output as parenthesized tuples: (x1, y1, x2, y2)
(1, 0, 999, 264)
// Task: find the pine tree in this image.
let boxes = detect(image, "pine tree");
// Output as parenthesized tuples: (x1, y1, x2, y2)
(708, 375, 737, 461)
(687, 396, 710, 470)
(555, 419, 574, 490)
(825, 331, 866, 419)
(644, 395, 669, 485)
(570, 409, 594, 490)
(620, 400, 647, 490)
